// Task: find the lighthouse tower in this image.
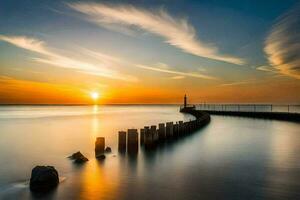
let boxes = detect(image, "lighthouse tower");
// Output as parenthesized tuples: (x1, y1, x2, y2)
(184, 94, 187, 108)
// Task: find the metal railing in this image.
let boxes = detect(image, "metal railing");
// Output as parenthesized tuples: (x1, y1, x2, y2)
(195, 104, 300, 114)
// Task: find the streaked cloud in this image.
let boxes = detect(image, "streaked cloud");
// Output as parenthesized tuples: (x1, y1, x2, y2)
(256, 65, 278, 73)
(220, 79, 256, 87)
(69, 2, 245, 65)
(136, 63, 218, 80)
(264, 4, 300, 79)
(170, 75, 185, 80)
(83, 49, 217, 80)
(0, 35, 137, 82)
(0, 35, 50, 55)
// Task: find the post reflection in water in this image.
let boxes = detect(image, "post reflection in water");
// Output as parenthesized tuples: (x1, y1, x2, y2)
(92, 105, 100, 139)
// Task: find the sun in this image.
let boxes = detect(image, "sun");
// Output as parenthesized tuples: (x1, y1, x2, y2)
(91, 92, 99, 101)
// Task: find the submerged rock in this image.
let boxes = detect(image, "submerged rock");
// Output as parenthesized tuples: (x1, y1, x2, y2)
(69, 151, 88, 163)
(30, 166, 59, 192)
(96, 154, 106, 160)
(104, 147, 112, 153)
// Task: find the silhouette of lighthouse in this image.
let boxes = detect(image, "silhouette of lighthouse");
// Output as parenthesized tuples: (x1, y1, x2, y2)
(184, 94, 187, 108)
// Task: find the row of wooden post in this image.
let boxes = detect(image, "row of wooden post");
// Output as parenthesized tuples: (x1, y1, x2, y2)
(118, 113, 210, 153)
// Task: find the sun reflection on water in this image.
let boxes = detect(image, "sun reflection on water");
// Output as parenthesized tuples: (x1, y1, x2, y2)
(78, 160, 118, 200)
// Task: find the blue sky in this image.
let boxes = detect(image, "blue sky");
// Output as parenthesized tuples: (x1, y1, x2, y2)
(0, 0, 299, 104)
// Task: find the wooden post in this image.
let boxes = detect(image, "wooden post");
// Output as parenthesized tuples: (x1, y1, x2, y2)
(188, 121, 192, 134)
(118, 131, 126, 153)
(127, 129, 138, 153)
(140, 128, 145, 145)
(95, 137, 105, 156)
(184, 121, 188, 135)
(144, 126, 153, 149)
(178, 121, 183, 135)
(182, 122, 186, 135)
(166, 122, 173, 139)
(150, 125, 158, 144)
(271, 104, 273, 112)
(158, 123, 166, 141)
(174, 123, 179, 137)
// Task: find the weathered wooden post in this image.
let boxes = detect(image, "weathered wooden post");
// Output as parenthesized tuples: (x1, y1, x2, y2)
(150, 125, 158, 144)
(166, 122, 173, 139)
(173, 122, 179, 138)
(194, 119, 197, 130)
(187, 122, 190, 134)
(118, 131, 126, 153)
(140, 128, 145, 145)
(127, 129, 138, 153)
(191, 120, 194, 132)
(95, 137, 105, 156)
(178, 121, 183, 135)
(182, 122, 187, 135)
(158, 123, 166, 141)
(144, 126, 153, 149)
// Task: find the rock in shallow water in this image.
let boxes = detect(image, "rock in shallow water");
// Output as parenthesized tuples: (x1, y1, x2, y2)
(105, 147, 112, 153)
(96, 154, 106, 160)
(30, 166, 59, 192)
(69, 151, 89, 163)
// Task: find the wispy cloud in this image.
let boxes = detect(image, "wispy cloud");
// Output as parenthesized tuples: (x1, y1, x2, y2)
(256, 65, 278, 73)
(264, 3, 300, 79)
(220, 79, 257, 87)
(83, 49, 217, 80)
(170, 75, 185, 80)
(0, 35, 137, 82)
(69, 2, 245, 65)
(135, 63, 218, 80)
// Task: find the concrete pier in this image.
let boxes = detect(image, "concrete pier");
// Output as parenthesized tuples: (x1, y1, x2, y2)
(127, 129, 138, 153)
(201, 110, 300, 122)
(118, 131, 127, 152)
(95, 137, 105, 156)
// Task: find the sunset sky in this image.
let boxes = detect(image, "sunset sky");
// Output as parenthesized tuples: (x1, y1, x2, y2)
(0, 0, 299, 104)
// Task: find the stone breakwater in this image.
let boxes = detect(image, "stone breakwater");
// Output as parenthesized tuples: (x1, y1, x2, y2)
(118, 107, 211, 153)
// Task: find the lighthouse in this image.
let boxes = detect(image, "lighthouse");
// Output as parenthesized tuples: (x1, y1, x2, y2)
(184, 94, 187, 108)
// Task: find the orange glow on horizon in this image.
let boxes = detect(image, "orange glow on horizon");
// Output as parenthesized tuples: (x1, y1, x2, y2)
(0, 76, 300, 104)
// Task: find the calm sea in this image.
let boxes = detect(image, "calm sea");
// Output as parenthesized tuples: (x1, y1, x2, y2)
(0, 105, 299, 200)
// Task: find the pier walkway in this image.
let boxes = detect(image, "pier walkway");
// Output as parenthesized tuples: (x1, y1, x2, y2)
(192, 104, 300, 122)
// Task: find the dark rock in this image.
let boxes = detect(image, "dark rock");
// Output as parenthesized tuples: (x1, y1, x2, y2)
(104, 147, 112, 153)
(68, 151, 88, 163)
(30, 166, 59, 192)
(96, 154, 106, 160)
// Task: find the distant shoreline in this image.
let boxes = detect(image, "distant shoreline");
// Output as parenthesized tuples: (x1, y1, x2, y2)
(0, 103, 299, 106)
